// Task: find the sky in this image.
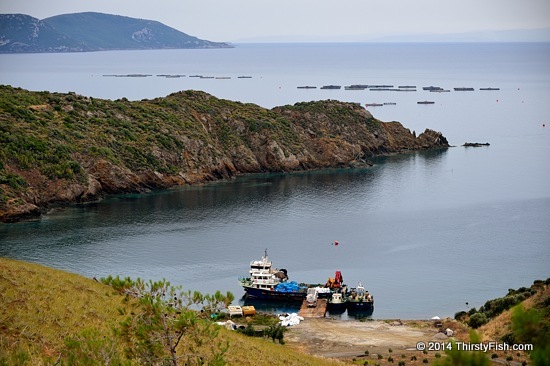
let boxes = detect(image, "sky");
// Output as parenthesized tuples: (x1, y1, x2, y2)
(1, 0, 550, 42)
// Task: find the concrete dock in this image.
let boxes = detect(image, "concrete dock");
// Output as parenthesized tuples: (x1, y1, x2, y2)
(298, 298, 328, 318)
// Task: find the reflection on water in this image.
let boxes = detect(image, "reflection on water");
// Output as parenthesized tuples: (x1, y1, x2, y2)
(1, 147, 549, 319)
(346, 308, 375, 320)
(2, 43, 549, 320)
(240, 298, 301, 316)
(241, 297, 374, 321)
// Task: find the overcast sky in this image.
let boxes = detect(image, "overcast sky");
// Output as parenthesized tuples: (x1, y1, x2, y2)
(1, 0, 550, 42)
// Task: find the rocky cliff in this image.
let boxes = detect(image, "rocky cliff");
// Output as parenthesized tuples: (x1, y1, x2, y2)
(0, 86, 448, 222)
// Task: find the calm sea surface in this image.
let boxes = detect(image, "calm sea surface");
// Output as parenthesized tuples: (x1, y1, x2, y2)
(1, 43, 549, 319)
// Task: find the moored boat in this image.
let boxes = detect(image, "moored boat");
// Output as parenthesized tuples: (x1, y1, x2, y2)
(239, 250, 333, 302)
(327, 292, 347, 314)
(346, 282, 374, 314)
(417, 101, 435, 104)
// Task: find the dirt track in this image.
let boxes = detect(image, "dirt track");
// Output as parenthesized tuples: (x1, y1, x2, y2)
(285, 318, 441, 359)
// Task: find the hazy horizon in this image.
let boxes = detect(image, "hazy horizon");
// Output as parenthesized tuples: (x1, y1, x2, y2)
(1, 0, 549, 43)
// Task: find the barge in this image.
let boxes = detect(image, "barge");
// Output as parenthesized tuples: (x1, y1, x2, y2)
(240, 250, 332, 302)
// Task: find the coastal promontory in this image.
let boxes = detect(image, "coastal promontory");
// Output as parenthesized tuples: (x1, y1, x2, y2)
(0, 86, 449, 222)
(0, 12, 231, 53)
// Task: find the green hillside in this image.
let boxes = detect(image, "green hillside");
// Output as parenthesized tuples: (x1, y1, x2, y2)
(0, 12, 230, 53)
(44, 12, 229, 50)
(0, 85, 449, 222)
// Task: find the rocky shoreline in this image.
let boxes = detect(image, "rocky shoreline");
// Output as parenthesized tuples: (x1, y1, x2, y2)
(0, 86, 449, 222)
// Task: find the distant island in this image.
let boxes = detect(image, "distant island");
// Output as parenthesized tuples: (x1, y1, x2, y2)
(0, 85, 449, 222)
(0, 12, 232, 53)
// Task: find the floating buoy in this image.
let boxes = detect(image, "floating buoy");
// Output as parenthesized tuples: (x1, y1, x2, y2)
(332, 240, 339, 246)
(543, 124, 546, 127)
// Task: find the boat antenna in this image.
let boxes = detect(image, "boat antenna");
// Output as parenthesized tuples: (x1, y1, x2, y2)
(264, 248, 268, 258)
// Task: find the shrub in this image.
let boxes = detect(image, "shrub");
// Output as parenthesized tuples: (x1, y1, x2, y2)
(0, 173, 27, 189)
(239, 324, 256, 337)
(468, 312, 488, 328)
(265, 324, 286, 344)
(454, 310, 468, 321)
(102, 277, 232, 365)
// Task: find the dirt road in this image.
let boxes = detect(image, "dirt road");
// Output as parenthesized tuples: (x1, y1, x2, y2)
(285, 318, 442, 359)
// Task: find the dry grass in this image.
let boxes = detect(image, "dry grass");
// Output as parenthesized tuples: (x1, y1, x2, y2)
(219, 328, 344, 366)
(479, 284, 550, 343)
(0, 257, 126, 364)
(0, 257, 344, 365)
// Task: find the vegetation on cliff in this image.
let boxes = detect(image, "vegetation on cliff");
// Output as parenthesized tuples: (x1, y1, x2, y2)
(0, 85, 449, 222)
(453, 279, 550, 365)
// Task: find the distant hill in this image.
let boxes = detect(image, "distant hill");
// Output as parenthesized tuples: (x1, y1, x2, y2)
(0, 12, 231, 53)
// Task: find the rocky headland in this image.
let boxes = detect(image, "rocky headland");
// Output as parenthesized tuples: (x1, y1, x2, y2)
(0, 12, 231, 53)
(0, 85, 449, 222)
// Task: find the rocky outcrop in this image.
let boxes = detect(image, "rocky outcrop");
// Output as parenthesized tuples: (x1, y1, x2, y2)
(0, 87, 449, 222)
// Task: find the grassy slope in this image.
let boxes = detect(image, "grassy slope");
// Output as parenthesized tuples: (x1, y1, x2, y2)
(0, 258, 126, 364)
(0, 257, 342, 365)
(477, 284, 550, 342)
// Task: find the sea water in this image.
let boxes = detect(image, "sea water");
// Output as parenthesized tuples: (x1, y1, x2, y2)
(0, 43, 549, 319)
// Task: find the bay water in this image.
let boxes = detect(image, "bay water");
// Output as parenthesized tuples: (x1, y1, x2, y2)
(1, 43, 549, 319)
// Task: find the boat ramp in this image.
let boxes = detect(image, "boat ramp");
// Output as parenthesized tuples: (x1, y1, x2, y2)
(298, 298, 328, 318)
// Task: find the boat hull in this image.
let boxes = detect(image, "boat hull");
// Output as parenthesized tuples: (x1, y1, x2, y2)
(347, 301, 374, 313)
(243, 286, 307, 302)
(243, 285, 331, 302)
(327, 301, 347, 315)
(347, 300, 374, 319)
